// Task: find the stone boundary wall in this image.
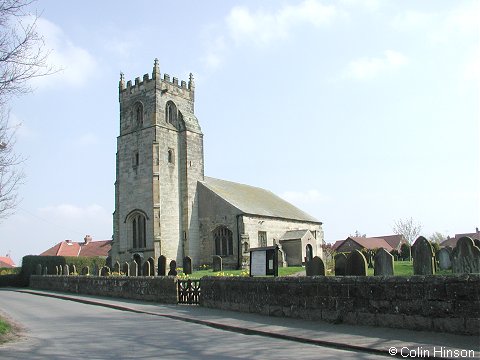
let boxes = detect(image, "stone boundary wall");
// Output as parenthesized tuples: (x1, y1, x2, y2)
(30, 275, 178, 304)
(200, 275, 479, 335)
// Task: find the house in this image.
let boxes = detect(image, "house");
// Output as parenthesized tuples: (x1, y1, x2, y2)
(0, 255, 15, 268)
(333, 234, 407, 254)
(40, 235, 112, 258)
(440, 228, 480, 248)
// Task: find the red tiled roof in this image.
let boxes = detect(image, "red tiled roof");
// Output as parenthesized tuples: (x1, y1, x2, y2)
(348, 237, 394, 251)
(40, 239, 111, 257)
(373, 235, 406, 250)
(79, 240, 111, 257)
(0, 256, 15, 268)
(332, 240, 344, 250)
(440, 230, 480, 248)
(440, 238, 458, 248)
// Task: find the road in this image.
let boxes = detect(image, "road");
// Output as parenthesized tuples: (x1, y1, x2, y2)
(0, 289, 390, 359)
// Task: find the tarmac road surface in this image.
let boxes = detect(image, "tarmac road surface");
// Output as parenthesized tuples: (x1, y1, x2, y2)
(0, 290, 390, 360)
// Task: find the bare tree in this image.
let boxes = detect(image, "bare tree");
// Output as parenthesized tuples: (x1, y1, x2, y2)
(392, 217, 423, 245)
(429, 231, 447, 244)
(0, 0, 52, 219)
(0, 108, 23, 218)
(0, 0, 52, 104)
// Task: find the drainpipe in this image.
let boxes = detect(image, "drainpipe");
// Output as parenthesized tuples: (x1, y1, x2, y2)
(236, 214, 242, 269)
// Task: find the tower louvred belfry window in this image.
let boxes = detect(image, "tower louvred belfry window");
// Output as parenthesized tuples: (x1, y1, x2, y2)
(166, 101, 177, 125)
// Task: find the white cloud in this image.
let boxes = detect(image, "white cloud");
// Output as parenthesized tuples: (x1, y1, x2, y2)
(339, 0, 381, 12)
(30, 17, 98, 88)
(203, 0, 339, 69)
(280, 189, 326, 204)
(227, 1, 337, 45)
(392, 3, 480, 44)
(343, 50, 409, 80)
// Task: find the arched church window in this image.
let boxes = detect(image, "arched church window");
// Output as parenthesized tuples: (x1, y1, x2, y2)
(214, 226, 233, 256)
(166, 101, 177, 125)
(131, 213, 146, 249)
(134, 102, 143, 128)
(168, 148, 174, 164)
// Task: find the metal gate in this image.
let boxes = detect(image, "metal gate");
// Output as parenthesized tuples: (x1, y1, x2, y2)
(177, 279, 201, 305)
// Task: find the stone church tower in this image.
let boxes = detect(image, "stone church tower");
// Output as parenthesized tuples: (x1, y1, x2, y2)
(110, 59, 204, 267)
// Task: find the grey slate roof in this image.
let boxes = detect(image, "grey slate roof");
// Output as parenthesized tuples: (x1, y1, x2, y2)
(280, 230, 311, 241)
(201, 177, 321, 223)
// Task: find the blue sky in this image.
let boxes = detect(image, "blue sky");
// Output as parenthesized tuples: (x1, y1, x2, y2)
(1, 0, 478, 265)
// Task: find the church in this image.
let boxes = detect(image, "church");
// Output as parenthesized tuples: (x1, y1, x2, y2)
(109, 60, 324, 270)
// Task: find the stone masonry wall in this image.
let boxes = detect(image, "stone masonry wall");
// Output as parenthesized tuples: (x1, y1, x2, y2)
(30, 275, 178, 304)
(200, 275, 480, 335)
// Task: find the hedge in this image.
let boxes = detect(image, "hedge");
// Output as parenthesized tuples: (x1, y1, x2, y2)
(19, 255, 108, 286)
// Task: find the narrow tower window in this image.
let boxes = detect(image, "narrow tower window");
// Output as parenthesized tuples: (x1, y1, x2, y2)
(131, 213, 147, 249)
(134, 102, 143, 128)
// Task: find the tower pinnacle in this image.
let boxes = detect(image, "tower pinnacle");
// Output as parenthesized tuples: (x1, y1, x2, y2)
(153, 58, 160, 79)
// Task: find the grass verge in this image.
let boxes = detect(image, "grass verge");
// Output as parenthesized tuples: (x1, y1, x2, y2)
(0, 315, 12, 344)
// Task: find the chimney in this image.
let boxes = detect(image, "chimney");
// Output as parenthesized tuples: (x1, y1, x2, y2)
(84, 235, 92, 244)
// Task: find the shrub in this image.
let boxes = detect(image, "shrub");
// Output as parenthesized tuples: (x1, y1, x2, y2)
(20, 255, 107, 285)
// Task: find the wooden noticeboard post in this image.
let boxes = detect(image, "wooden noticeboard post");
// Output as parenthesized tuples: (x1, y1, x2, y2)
(249, 245, 278, 277)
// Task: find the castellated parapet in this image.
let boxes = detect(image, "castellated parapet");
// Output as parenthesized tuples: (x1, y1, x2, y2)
(119, 58, 195, 102)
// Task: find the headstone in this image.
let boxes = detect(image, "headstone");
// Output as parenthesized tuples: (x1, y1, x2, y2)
(168, 260, 177, 276)
(122, 262, 130, 276)
(131, 260, 138, 276)
(63, 264, 69, 276)
(36, 264, 42, 275)
(143, 261, 151, 276)
(43, 266, 48, 275)
(437, 248, 452, 270)
(158, 255, 167, 276)
(451, 236, 480, 274)
(114, 261, 121, 274)
(58, 265, 63, 275)
(412, 236, 435, 275)
(55, 265, 59, 275)
(81, 266, 89, 275)
(345, 250, 367, 276)
(183, 256, 192, 275)
(374, 248, 394, 276)
(306, 256, 326, 276)
(71, 265, 77, 275)
(147, 257, 155, 276)
(334, 253, 347, 276)
(212, 255, 222, 272)
(100, 266, 110, 276)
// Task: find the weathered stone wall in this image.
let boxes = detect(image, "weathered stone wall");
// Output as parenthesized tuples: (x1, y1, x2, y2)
(30, 275, 178, 304)
(200, 275, 480, 335)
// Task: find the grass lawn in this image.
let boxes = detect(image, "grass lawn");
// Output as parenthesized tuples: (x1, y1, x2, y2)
(366, 260, 452, 276)
(182, 262, 452, 278)
(179, 266, 304, 279)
